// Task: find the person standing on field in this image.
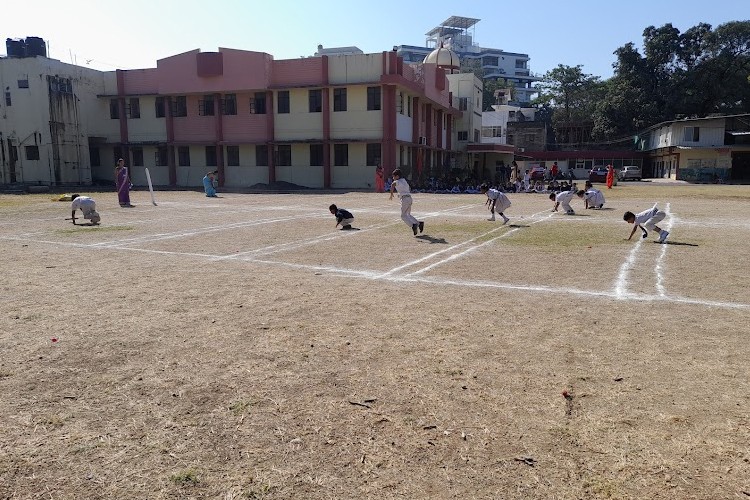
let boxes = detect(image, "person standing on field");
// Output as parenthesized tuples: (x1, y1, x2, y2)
(606, 164, 615, 189)
(389, 168, 424, 236)
(115, 158, 133, 207)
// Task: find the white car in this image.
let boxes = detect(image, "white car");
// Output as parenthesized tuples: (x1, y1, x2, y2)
(618, 166, 642, 181)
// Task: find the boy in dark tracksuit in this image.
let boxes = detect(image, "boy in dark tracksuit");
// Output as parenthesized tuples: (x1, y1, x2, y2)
(329, 204, 355, 230)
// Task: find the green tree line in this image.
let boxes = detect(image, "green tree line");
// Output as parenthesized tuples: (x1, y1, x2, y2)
(528, 21, 750, 143)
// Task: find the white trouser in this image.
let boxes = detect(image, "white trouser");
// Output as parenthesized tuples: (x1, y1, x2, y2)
(400, 195, 419, 226)
(644, 211, 666, 230)
(561, 201, 573, 213)
(340, 217, 354, 226)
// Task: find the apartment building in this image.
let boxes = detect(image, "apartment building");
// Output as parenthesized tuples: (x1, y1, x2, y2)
(396, 16, 538, 104)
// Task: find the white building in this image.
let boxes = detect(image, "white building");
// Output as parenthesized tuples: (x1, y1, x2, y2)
(0, 54, 115, 185)
(481, 104, 537, 145)
(397, 16, 539, 104)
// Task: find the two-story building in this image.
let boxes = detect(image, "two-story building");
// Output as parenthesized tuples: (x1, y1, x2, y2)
(640, 114, 750, 181)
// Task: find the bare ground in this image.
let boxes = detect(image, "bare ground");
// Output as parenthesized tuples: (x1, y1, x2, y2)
(1, 183, 749, 499)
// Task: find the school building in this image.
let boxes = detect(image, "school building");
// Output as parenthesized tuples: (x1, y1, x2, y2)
(1, 44, 472, 190)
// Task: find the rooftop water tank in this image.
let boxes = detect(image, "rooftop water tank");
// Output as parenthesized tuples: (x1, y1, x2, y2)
(24, 36, 47, 57)
(6, 38, 25, 58)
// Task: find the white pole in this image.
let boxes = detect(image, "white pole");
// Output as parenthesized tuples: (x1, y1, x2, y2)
(145, 168, 157, 206)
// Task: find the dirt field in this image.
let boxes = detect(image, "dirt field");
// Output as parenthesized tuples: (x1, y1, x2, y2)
(1, 182, 748, 499)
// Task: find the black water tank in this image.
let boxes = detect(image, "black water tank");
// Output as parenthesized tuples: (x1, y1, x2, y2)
(24, 37, 47, 57)
(6, 38, 25, 58)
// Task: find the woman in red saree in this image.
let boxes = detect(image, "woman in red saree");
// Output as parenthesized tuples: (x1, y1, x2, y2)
(606, 164, 615, 189)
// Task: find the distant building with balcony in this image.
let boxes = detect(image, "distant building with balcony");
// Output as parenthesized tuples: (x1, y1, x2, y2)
(396, 16, 539, 104)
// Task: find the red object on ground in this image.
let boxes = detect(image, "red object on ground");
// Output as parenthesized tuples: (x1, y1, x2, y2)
(51, 338, 58, 343)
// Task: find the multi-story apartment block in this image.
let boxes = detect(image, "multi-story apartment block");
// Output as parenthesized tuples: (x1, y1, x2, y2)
(1, 45, 462, 189)
(396, 16, 539, 104)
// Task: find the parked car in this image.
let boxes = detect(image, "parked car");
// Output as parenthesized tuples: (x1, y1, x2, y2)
(589, 166, 617, 184)
(530, 166, 546, 180)
(618, 165, 642, 181)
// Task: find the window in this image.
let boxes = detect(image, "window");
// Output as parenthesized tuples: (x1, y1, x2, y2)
(128, 98, 140, 119)
(397, 92, 404, 114)
(155, 97, 166, 118)
(458, 97, 468, 111)
(227, 146, 240, 166)
(256, 145, 269, 166)
(507, 134, 514, 144)
(366, 143, 381, 166)
(334, 144, 348, 166)
(173, 96, 187, 117)
(18, 79, 29, 89)
(309, 89, 322, 112)
(515, 59, 527, 69)
(156, 146, 168, 166)
(277, 91, 290, 114)
(110, 98, 120, 119)
(277, 145, 292, 166)
(407, 95, 412, 117)
(684, 126, 700, 142)
(132, 147, 144, 166)
(508, 111, 516, 119)
(525, 134, 536, 143)
(367, 86, 381, 110)
(249, 92, 266, 114)
(333, 88, 347, 112)
(222, 94, 237, 115)
(457, 131, 468, 141)
(199, 95, 215, 116)
(482, 56, 499, 66)
(474, 129, 480, 143)
(205, 146, 217, 166)
(178, 146, 191, 166)
(5, 91, 11, 106)
(89, 147, 101, 167)
(25, 145, 40, 160)
(113, 147, 123, 164)
(310, 144, 324, 166)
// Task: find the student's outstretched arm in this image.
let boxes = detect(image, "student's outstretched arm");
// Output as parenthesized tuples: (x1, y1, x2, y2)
(389, 182, 396, 200)
(627, 224, 639, 240)
(552, 202, 559, 212)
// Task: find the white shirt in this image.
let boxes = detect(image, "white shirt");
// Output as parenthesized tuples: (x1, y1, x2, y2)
(392, 178, 411, 198)
(71, 196, 95, 211)
(585, 189, 605, 206)
(555, 191, 575, 204)
(634, 204, 659, 225)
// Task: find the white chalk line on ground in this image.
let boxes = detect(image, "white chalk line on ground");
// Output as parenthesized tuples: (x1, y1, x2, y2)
(614, 229, 643, 298)
(3, 230, 747, 311)
(213, 204, 477, 260)
(654, 203, 673, 297)
(403, 210, 555, 278)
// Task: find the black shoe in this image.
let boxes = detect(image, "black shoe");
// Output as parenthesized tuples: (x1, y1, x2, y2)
(341, 225, 352, 230)
(412, 224, 418, 235)
(418, 221, 424, 233)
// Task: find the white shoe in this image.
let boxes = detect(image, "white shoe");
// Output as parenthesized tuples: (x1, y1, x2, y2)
(658, 230, 669, 243)
(487, 217, 496, 221)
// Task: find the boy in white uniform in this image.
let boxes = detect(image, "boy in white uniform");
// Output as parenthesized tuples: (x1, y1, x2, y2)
(549, 190, 576, 215)
(480, 185, 511, 224)
(522, 170, 531, 192)
(70, 194, 100, 225)
(624, 204, 669, 243)
(577, 188, 605, 209)
(389, 168, 424, 236)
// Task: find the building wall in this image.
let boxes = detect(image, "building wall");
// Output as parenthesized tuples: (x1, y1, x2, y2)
(0, 56, 113, 185)
(327, 53, 383, 85)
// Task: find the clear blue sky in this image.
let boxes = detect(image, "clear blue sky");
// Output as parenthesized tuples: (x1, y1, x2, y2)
(3, 0, 745, 79)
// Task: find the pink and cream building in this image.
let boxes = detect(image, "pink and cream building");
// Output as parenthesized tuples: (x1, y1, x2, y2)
(91, 47, 462, 189)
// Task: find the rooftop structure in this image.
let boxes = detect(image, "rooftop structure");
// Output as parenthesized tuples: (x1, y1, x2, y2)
(396, 16, 539, 104)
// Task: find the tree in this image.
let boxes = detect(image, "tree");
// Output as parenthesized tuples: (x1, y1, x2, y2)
(533, 65, 602, 144)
